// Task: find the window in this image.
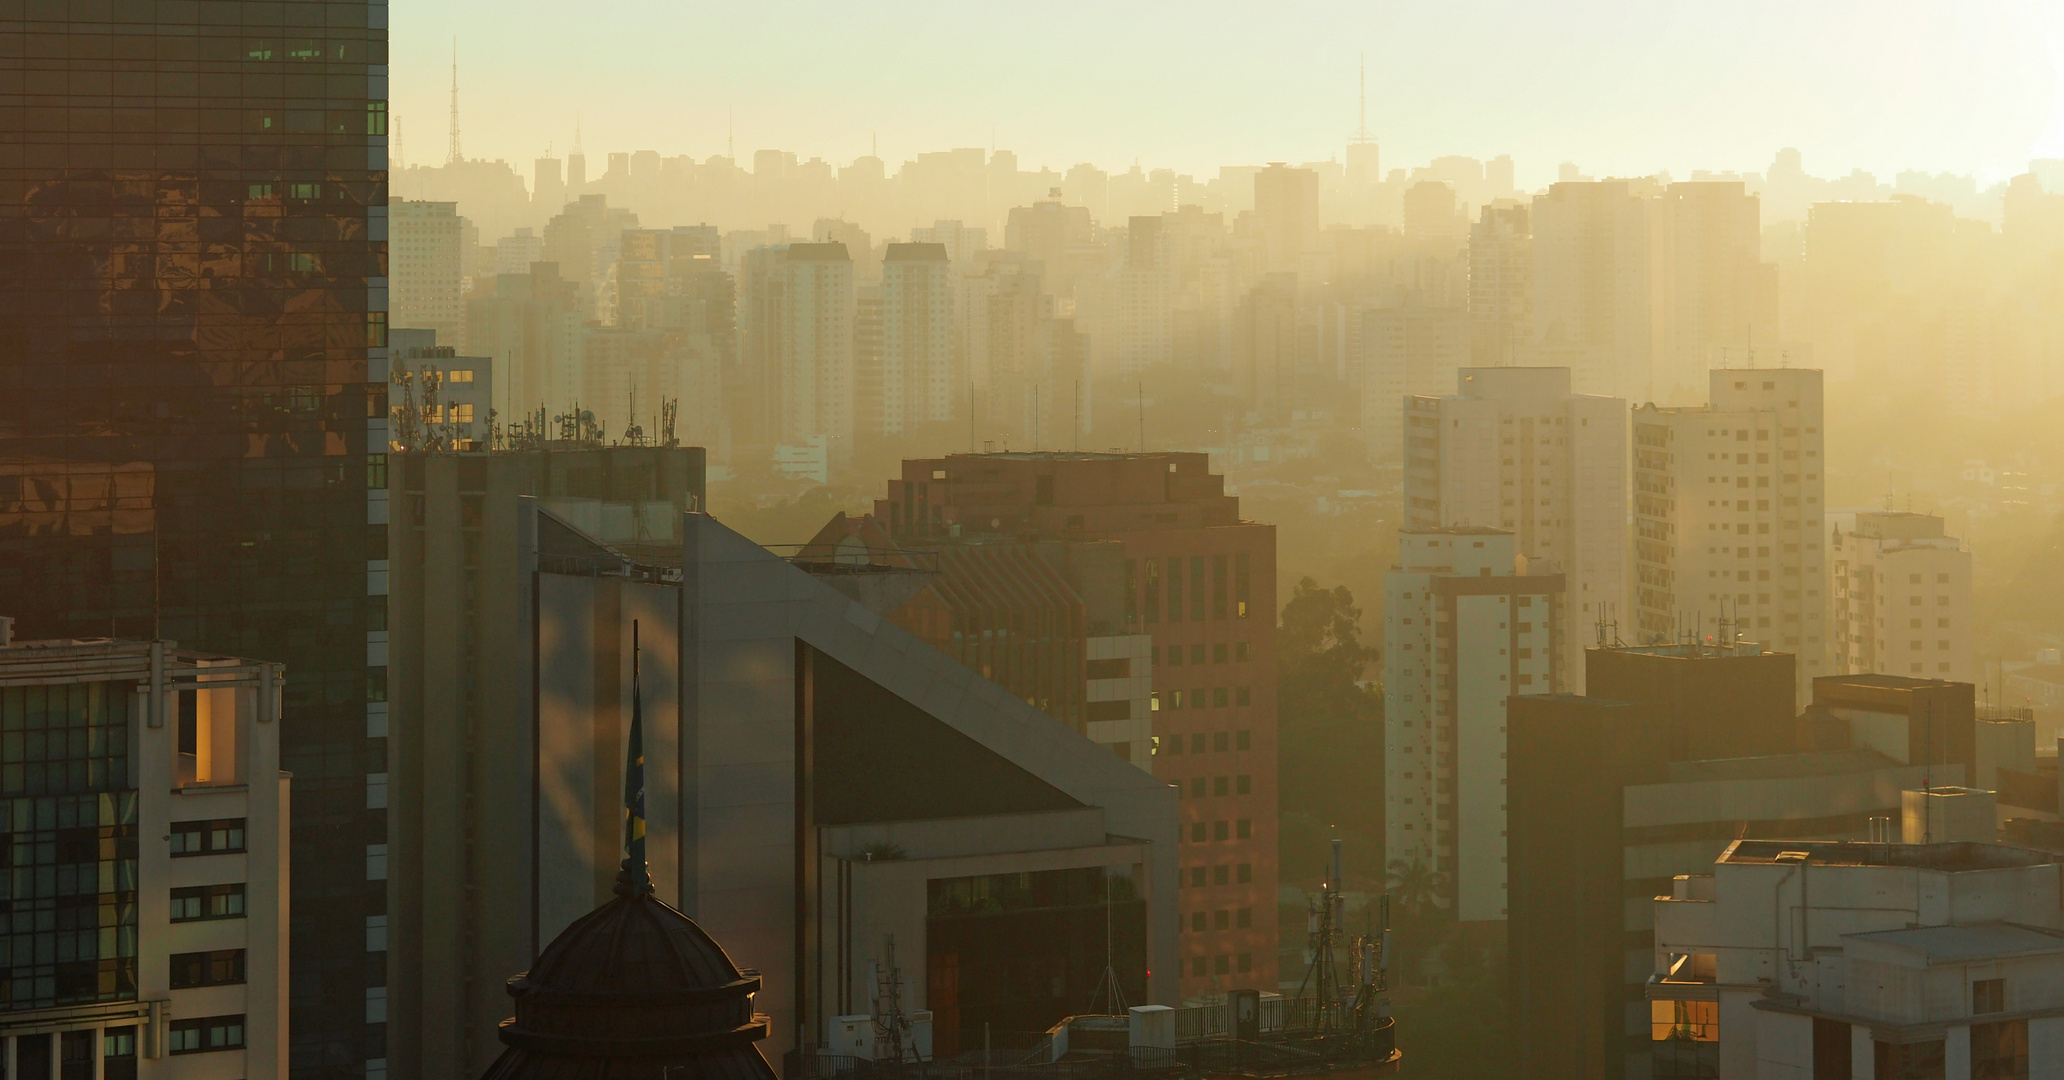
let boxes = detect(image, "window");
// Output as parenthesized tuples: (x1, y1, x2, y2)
(1235, 642, 1250, 662)
(1213, 643, 1228, 664)
(1190, 912, 1205, 932)
(1191, 823, 1206, 842)
(170, 819, 246, 857)
(104, 1027, 138, 1080)
(366, 100, 387, 135)
(1235, 554, 1250, 617)
(1213, 865, 1229, 885)
(1167, 557, 1184, 622)
(1237, 774, 1251, 795)
(170, 949, 246, 989)
(1974, 978, 2005, 1014)
(168, 1015, 245, 1054)
(1236, 863, 1251, 883)
(1971, 1019, 2028, 1080)
(1085, 658, 1128, 680)
(1236, 730, 1251, 750)
(1189, 867, 1205, 887)
(1236, 687, 1251, 706)
(1236, 907, 1252, 928)
(1237, 818, 1251, 839)
(1874, 1039, 1944, 1080)
(1213, 776, 1229, 796)
(171, 884, 246, 922)
(60, 1030, 93, 1080)
(1213, 731, 1229, 752)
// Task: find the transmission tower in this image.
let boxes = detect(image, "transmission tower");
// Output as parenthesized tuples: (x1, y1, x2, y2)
(446, 39, 462, 165)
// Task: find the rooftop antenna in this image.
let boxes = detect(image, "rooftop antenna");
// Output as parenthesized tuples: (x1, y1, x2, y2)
(446, 38, 462, 166)
(1350, 53, 1375, 146)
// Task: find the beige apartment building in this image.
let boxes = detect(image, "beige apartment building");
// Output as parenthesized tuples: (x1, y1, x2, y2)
(0, 633, 290, 1080)
(390, 200, 465, 347)
(1403, 366, 1626, 690)
(1632, 368, 1828, 703)
(1831, 511, 1973, 682)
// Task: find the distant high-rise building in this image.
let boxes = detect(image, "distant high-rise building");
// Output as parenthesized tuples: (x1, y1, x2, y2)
(1832, 512, 1973, 682)
(911, 219, 988, 265)
(741, 243, 856, 459)
(532, 154, 565, 214)
(392, 200, 467, 348)
(1383, 528, 1563, 921)
(1403, 367, 1628, 688)
(1113, 217, 1173, 377)
(541, 194, 639, 319)
(1360, 304, 1470, 459)
(876, 243, 956, 437)
(1231, 274, 1299, 418)
(1652, 182, 1777, 404)
(1631, 368, 1829, 703)
(467, 261, 585, 425)
(1403, 181, 1466, 249)
(1469, 202, 1532, 366)
(1005, 199, 1096, 296)
(1531, 180, 1655, 400)
(1253, 164, 1320, 273)
(493, 227, 545, 276)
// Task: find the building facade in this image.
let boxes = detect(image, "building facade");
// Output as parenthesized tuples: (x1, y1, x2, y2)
(389, 201, 463, 349)
(1632, 368, 1829, 704)
(1383, 528, 1562, 922)
(878, 243, 956, 437)
(1402, 367, 1626, 690)
(873, 453, 1280, 1001)
(0, 636, 290, 1080)
(1651, 841, 2064, 1080)
(1832, 511, 1974, 683)
(1530, 180, 1655, 401)
(0, 6, 386, 1077)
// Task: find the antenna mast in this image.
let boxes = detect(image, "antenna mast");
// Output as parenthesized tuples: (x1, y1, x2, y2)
(1351, 54, 1374, 145)
(446, 39, 462, 165)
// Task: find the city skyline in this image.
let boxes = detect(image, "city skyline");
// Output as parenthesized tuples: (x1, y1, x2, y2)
(393, 0, 2064, 187)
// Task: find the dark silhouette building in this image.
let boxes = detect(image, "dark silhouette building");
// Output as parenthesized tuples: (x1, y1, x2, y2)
(479, 861, 777, 1080)
(0, 5, 386, 1078)
(1585, 642, 1796, 759)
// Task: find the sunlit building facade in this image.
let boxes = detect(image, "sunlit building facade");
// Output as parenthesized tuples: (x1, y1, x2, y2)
(0, 5, 388, 1079)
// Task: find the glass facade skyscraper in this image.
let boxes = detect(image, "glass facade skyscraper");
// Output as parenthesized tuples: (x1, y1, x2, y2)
(0, 2, 389, 1078)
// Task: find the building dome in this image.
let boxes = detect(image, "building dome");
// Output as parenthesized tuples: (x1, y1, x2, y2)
(478, 862, 777, 1080)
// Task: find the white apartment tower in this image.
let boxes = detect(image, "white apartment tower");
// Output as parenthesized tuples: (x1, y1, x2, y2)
(1383, 528, 1562, 922)
(1832, 511, 1973, 682)
(1402, 367, 1627, 691)
(0, 636, 290, 1080)
(1631, 367, 1828, 704)
(878, 243, 956, 437)
(776, 243, 856, 453)
(1651, 182, 1777, 406)
(390, 200, 465, 347)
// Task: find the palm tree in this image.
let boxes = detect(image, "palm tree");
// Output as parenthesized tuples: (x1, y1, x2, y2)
(1385, 857, 1446, 918)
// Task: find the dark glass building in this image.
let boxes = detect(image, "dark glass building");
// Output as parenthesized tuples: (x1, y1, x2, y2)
(0, 2, 388, 1079)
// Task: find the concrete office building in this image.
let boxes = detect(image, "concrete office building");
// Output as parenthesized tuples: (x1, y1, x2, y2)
(1402, 367, 1627, 690)
(382, 486, 1175, 1078)
(1112, 217, 1174, 379)
(1832, 512, 1974, 683)
(1509, 694, 1955, 1080)
(873, 453, 1279, 1001)
(492, 229, 544, 277)
(878, 243, 957, 437)
(0, 636, 289, 1080)
(1384, 528, 1562, 922)
(1632, 368, 1829, 703)
(390, 201, 466, 349)
(1650, 841, 2064, 1080)
(1530, 180, 1655, 401)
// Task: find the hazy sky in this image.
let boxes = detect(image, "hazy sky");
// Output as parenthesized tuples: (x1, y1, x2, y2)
(393, 1, 2064, 190)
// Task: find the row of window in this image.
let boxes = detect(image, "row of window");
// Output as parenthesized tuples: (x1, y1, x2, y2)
(1154, 643, 1252, 666)
(1179, 776, 1254, 798)
(1128, 555, 1254, 624)
(169, 818, 245, 856)
(1186, 819, 1254, 842)
(1185, 907, 1254, 932)
(1162, 731, 1252, 755)
(1151, 688, 1251, 710)
(1186, 953, 1254, 977)
(1184, 864, 1254, 887)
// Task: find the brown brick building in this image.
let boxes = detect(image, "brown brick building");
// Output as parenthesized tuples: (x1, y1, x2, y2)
(875, 452, 1280, 1000)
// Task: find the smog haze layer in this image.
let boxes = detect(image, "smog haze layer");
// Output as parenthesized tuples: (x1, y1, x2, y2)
(395, 0, 2063, 186)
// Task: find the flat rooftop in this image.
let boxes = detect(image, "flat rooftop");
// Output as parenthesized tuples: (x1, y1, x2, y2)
(1722, 840, 2056, 871)
(1845, 922, 2064, 964)
(1592, 642, 1774, 660)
